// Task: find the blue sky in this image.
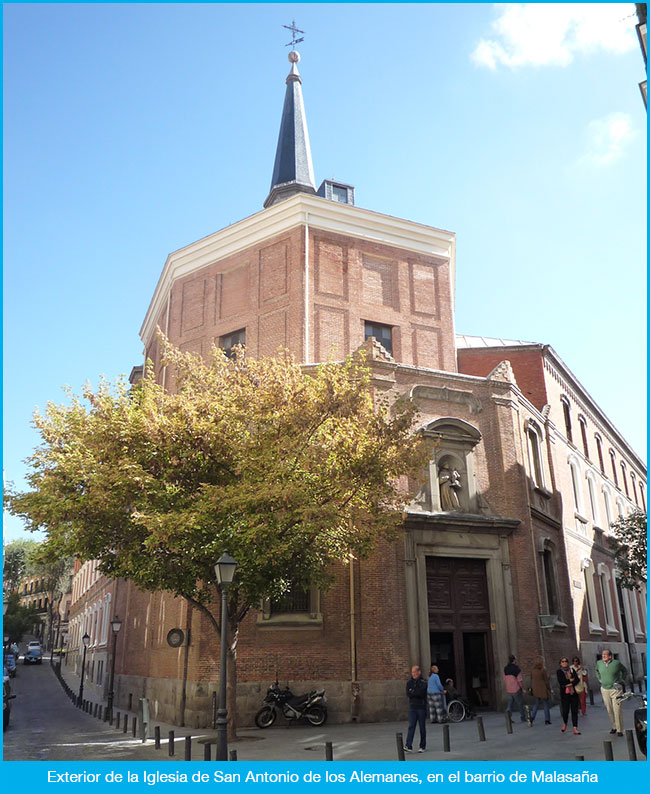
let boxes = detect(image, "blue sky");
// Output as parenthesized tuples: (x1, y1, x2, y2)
(3, 3, 647, 542)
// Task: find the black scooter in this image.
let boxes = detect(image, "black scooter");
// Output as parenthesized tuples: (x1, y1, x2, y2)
(614, 688, 647, 757)
(254, 680, 327, 728)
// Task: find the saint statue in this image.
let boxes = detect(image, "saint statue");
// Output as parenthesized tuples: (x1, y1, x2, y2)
(438, 465, 462, 511)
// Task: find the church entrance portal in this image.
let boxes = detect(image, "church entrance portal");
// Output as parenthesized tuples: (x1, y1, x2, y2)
(426, 557, 495, 708)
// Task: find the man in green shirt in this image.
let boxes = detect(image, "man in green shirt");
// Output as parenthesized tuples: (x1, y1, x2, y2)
(595, 649, 628, 736)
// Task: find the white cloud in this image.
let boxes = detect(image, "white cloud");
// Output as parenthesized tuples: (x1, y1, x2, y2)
(579, 113, 636, 166)
(472, 3, 638, 70)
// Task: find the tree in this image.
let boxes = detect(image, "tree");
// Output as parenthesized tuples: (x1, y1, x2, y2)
(608, 509, 647, 590)
(5, 339, 424, 732)
(3, 592, 40, 645)
(26, 546, 74, 652)
(3, 538, 39, 593)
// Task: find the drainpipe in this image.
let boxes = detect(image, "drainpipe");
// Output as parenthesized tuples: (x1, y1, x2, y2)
(304, 213, 310, 364)
(349, 552, 360, 720)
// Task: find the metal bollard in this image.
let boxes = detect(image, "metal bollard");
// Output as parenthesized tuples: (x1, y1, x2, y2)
(575, 755, 584, 761)
(99, 706, 103, 721)
(132, 717, 137, 738)
(588, 689, 594, 706)
(168, 730, 175, 757)
(603, 741, 614, 761)
(204, 743, 211, 761)
(155, 726, 161, 749)
(184, 736, 192, 761)
(626, 730, 637, 761)
(505, 711, 513, 734)
(477, 715, 486, 742)
(443, 724, 450, 752)
(229, 749, 237, 761)
(93, 703, 98, 718)
(123, 715, 128, 734)
(116, 712, 121, 729)
(325, 741, 333, 761)
(396, 732, 405, 761)
(109, 710, 114, 726)
(525, 705, 532, 726)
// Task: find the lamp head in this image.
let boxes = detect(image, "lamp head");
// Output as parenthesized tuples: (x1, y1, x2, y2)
(214, 551, 237, 587)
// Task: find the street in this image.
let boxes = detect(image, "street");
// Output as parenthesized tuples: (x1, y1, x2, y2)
(3, 661, 646, 763)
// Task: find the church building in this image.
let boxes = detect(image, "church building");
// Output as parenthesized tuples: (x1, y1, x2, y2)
(65, 48, 646, 728)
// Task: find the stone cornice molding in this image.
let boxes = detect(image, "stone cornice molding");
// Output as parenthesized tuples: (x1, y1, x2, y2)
(140, 193, 456, 345)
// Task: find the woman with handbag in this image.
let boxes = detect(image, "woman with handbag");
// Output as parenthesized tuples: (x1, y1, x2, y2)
(571, 657, 588, 716)
(557, 656, 580, 734)
(530, 656, 553, 724)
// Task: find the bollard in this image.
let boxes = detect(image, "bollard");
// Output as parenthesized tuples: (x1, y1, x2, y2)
(184, 736, 192, 761)
(525, 705, 532, 726)
(505, 711, 513, 734)
(204, 743, 211, 761)
(477, 716, 486, 742)
(325, 741, 333, 761)
(132, 716, 137, 738)
(626, 730, 637, 761)
(93, 703, 98, 718)
(396, 732, 405, 761)
(229, 749, 237, 762)
(123, 715, 128, 734)
(99, 706, 103, 721)
(155, 726, 161, 749)
(116, 712, 121, 729)
(443, 724, 450, 753)
(575, 755, 584, 761)
(109, 710, 114, 726)
(169, 731, 175, 757)
(588, 689, 594, 706)
(603, 741, 614, 761)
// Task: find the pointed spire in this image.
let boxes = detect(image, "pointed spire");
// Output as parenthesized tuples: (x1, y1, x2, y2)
(264, 50, 316, 208)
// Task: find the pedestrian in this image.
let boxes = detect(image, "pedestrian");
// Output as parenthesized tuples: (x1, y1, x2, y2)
(571, 656, 588, 716)
(595, 649, 627, 737)
(404, 665, 427, 753)
(557, 656, 580, 735)
(529, 656, 553, 725)
(427, 664, 446, 724)
(503, 655, 526, 722)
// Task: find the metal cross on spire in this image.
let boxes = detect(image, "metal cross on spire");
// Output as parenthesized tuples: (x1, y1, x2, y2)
(283, 19, 305, 48)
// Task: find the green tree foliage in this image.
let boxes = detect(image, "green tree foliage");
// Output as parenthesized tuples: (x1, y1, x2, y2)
(3, 538, 39, 593)
(5, 339, 424, 729)
(3, 592, 40, 644)
(608, 509, 647, 590)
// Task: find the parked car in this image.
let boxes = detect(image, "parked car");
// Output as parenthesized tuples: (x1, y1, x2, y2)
(3, 678, 16, 730)
(24, 648, 42, 665)
(27, 641, 41, 651)
(4, 653, 17, 678)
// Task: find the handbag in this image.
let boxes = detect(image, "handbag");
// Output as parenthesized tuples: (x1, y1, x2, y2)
(565, 685, 574, 695)
(574, 681, 585, 694)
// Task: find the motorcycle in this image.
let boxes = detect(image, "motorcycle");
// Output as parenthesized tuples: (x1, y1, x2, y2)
(254, 680, 327, 728)
(614, 687, 647, 757)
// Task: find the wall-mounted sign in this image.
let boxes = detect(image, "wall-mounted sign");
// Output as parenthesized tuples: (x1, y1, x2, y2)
(166, 628, 185, 648)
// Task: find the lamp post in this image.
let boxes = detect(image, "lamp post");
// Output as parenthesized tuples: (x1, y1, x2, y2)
(78, 632, 90, 707)
(214, 552, 237, 762)
(106, 615, 122, 722)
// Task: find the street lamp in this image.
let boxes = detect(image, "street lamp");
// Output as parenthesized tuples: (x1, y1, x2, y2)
(106, 615, 122, 722)
(78, 632, 90, 707)
(214, 552, 237, 762)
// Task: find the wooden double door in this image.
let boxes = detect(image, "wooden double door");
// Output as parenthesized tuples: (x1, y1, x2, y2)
(426, 556, 495, 708)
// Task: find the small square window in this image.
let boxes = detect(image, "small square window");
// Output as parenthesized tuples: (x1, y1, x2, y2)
(364, 321, 393, 356)
(219, 328, 246, 358)
(332, 185, 348, 203)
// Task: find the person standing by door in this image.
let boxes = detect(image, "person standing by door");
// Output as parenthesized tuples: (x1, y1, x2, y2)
(503, 655, 527, 722)
(595, 649, 627, 737)
(404, 665, 427, 752)
(427, 664, 447, 724)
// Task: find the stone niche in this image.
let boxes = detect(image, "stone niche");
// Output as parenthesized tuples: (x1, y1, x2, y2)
(412, 417, 482, 514)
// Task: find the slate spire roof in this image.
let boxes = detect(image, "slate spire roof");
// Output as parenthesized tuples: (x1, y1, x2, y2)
(264, 50, 316, 208)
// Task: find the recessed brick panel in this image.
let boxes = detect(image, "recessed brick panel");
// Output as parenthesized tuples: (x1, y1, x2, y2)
(258, 310, 288, 356)
(315, 306, 348, 361)
(315, 239, 347, 298)
(362, 255, 398, 310)
(259, 241, 288, 303)
(412, 326, 441, 369)
(218, 265, 249, 320)
(180, 279, 206, 333)
(410, 262, 438, 317)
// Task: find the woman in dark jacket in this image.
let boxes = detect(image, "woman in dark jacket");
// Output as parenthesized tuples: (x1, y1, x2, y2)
(557, 656, 580, 734)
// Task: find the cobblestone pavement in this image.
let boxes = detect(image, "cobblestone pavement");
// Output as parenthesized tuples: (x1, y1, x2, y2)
(4, 661, 646, 763)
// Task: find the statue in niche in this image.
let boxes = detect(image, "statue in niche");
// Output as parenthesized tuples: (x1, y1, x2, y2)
(438, 464, 462, 511)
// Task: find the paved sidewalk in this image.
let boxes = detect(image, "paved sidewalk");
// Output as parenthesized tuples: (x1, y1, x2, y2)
(53, 659, 646, 763)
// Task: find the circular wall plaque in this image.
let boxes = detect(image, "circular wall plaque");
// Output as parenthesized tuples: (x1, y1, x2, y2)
(166, 628, 185, 648)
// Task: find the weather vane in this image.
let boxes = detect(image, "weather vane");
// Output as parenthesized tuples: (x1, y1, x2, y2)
(283, 20, 305, 48)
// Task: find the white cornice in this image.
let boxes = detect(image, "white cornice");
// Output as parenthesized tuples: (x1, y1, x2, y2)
(140, 194, 456, 345)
